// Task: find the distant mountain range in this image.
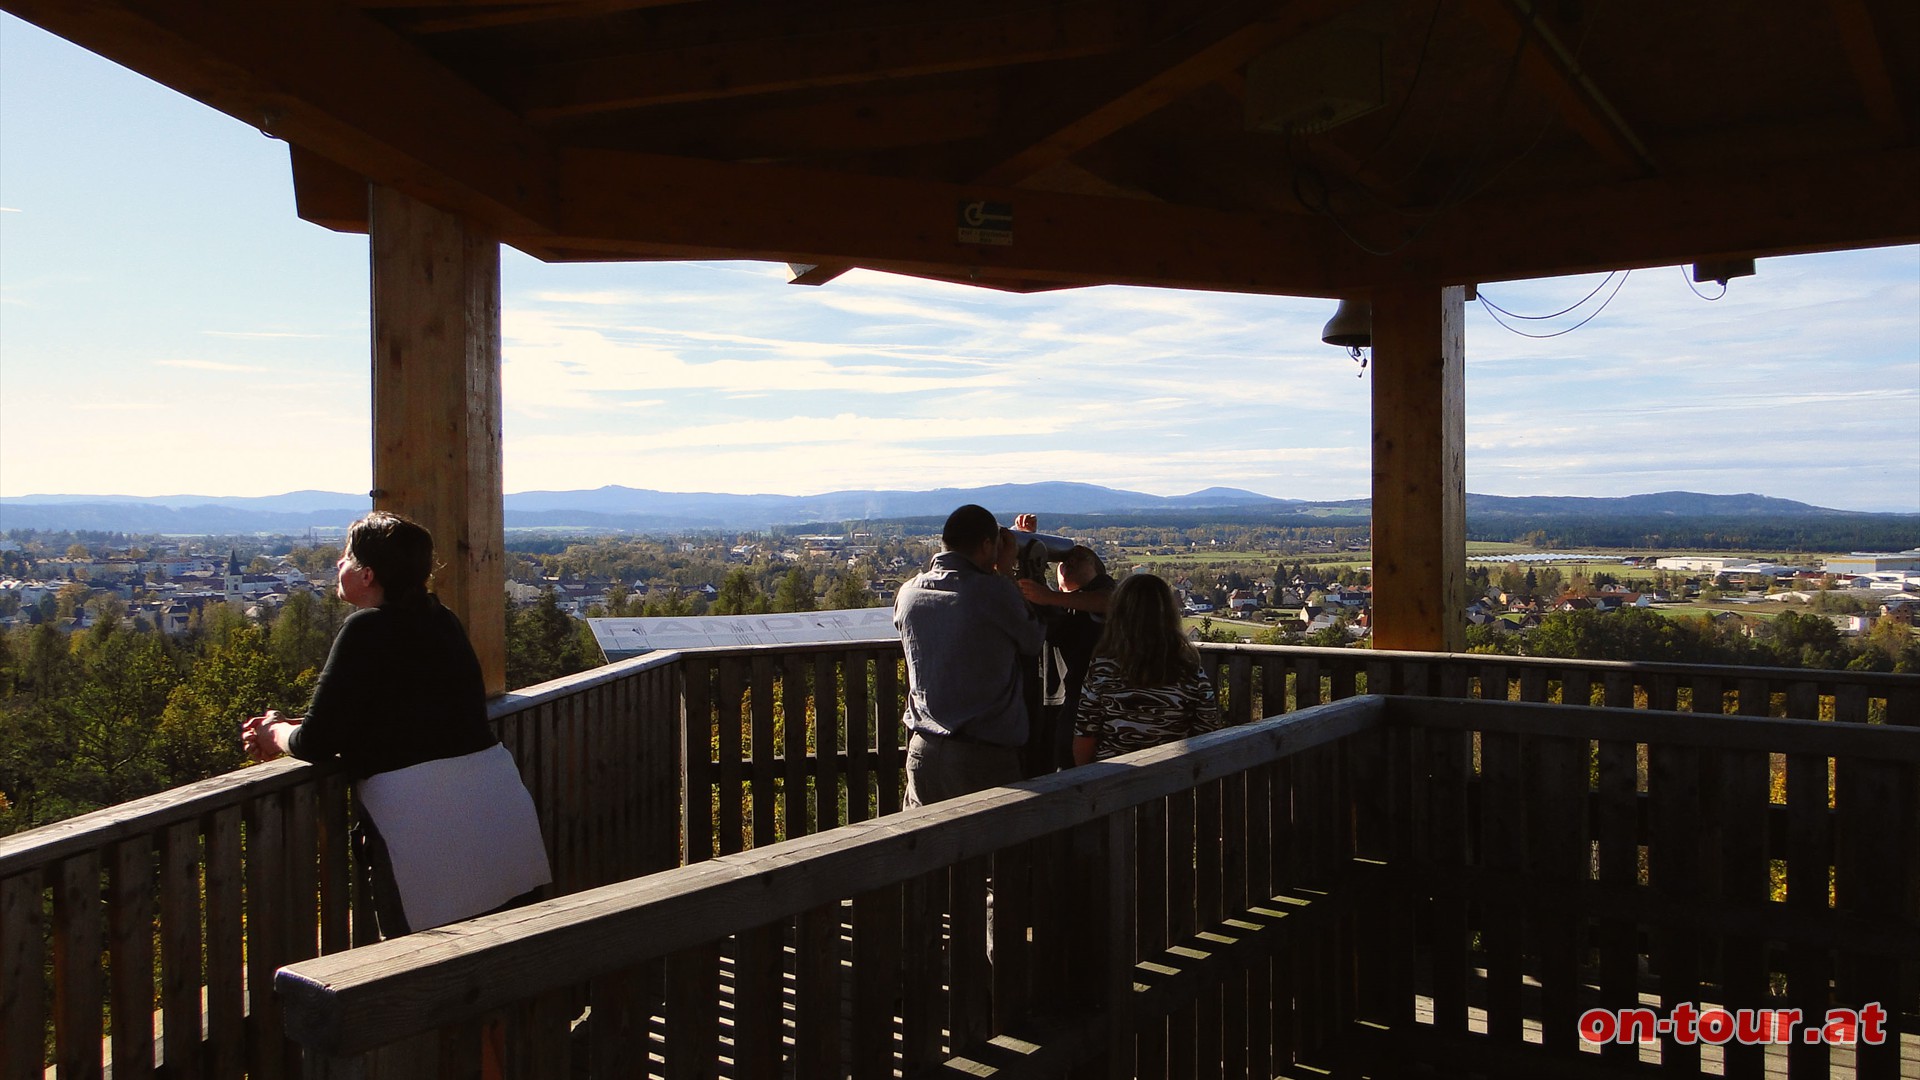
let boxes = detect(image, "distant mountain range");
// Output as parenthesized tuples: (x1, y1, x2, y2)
(0, 484, 1896, 536)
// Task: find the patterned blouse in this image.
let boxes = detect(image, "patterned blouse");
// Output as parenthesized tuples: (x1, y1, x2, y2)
(1075, 656, 1223, 760)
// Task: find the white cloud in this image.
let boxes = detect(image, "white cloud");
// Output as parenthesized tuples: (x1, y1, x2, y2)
(157, 358, 265, 372)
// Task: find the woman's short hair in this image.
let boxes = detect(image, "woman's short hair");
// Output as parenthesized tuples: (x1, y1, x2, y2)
(1095, 573, 1199, 687)
(345, 511, 436, 605)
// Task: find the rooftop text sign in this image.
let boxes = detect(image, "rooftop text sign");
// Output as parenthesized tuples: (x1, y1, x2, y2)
(587, 607, 898, 661)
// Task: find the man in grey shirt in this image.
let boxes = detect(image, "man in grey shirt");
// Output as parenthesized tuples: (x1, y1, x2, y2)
(897, 504, 1045, 806)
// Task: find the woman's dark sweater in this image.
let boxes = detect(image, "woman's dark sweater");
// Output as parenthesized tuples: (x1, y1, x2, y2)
(288, 597, 496, 778)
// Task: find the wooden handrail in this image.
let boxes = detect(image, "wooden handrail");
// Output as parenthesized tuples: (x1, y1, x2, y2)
(1401, 696, 1920, 758)
(276, 696, 1386, 1056)
(0, 756, 326, 876)
(1191, 641, 1920, 691)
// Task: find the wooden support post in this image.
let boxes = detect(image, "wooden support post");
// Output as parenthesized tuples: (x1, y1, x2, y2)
(370, 186, 507, 693)
(1369, 284, 1466, 653)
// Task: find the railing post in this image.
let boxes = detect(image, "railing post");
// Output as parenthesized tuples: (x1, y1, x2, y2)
(1102, 809, 1137, 1078)
(300, 1049, 371, 1079)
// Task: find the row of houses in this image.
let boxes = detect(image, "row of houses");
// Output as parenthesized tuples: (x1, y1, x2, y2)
(509, 575, 903, 617)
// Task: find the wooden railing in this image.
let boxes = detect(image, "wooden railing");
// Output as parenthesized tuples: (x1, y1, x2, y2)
(1377, 697, 1917, 1080)
(273, 693, 1920, 1077)
(0, 652, 680, 1080)
(4, 637, 1913, 1077)
(681, 640, 1918, 856)
(276, 695, 1383, 1077)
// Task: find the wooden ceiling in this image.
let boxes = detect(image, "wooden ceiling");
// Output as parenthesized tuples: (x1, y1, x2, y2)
(9, 0, 1917, 297)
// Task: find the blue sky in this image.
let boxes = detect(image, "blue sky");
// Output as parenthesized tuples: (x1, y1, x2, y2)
(3, 15, 1917, 513)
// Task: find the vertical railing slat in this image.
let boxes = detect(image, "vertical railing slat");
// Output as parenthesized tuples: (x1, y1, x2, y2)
(813, 653, 842, 833)
(1133, 799, 1169, 1075)
(287, 781, 320, 964)
(948, 857, 992, 1054)
(159, 820, 202, 1076)
(681, 657, 714, 864)
(1104, 811, 1139, 1078)
(647, 665, 682, 874)
(781, 655, 810, 841)
(844, 651, 873, 824)
(2, 870, 48, 1080)
(1717, 743, 1770, 1080)
(851, 884, 903, 1077)
(1294, 657, 1320, 709)
(662, 941, 720, 1080)
(581, 684, 607, 889)
(992, 842, 1033, 1034)
(1227, 654, 1254, 727)
(1785, 750, 1832, 1078)
(52, 852, 104, 1079)
(318, 772, 353, 949)
(241, 795, 283, 1080)
(875, 654, 905, 816)
(1593, 737, 1638, 1066)
(1479, 728, 1525, 1044)
(1525, 732, 1587, 1059)
(1426, 724, 1471, 1037)
(503, 987, 572, 1080)
(1257, 655, 1288, 719)
(586, 961, 653, 1077)
(208, 803, 247, 1075)
(109, 837, 157, 1077)
(793, 901, 842, 1076)
(715, 657, 746, 856)
(730, 920, 784, 1078)
(748, 654, 777, 849)
(1648, 742, 1702, 1072)
(900, 868, 947, 1071)
(1834, 755, 1910, 1080)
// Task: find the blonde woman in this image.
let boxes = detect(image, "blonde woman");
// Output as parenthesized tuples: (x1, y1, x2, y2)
(1073, 573, 1222, 765)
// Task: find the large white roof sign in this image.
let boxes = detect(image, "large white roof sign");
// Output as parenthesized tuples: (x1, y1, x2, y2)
(587, 606, 898, 662)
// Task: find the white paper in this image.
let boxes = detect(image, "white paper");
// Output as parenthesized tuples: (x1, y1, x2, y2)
(357, 744, 552, 932)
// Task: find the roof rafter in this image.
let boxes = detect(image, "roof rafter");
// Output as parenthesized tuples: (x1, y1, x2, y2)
(357, 0, 695, 36)
(975, 0, 1352, 186)
(506, 2, 1141, 119)
(1826, 0, 1910, 142)
(791, 0, 1350, 285)
(1465, 0, 1660, 178)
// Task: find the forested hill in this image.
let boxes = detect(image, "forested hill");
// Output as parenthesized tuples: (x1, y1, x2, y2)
(1, 486, 1913, 550)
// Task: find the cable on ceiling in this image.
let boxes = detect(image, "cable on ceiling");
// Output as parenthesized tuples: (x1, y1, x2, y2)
(1681, 266, 1729, 300)
(1477, 269, 1631, 338)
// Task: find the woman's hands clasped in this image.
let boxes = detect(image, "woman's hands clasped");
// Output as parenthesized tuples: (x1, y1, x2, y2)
(241, 709, 298, 762)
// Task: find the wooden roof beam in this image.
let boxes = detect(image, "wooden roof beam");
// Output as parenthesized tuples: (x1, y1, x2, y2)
(525, 143, 1920, 297)
(507, 4, 1140, 119)
(354, 0, 696, 36)
(975, 0, 1352, 187)
(290, 144, 372, 233)
(1827, 0, 1911, 143)
(548, 147, 1353, 296)
(791, 0, 1349, 286)
(6, 0, 559, 238)
(1466, 0, 1660, 178)
(1365, 145, 1920, 287)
